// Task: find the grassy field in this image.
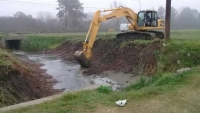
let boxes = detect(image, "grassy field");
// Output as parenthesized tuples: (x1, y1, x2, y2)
(19, 29, 200, 51)
(20, 33, 116, 51)
(3, 29, 200, 112)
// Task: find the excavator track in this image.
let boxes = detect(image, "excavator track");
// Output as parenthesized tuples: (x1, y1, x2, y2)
(116, 31, 156, 41)
(147, 30, 165, 39)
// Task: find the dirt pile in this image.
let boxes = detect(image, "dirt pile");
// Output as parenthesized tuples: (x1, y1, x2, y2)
(0, 51, 60, 107)
(51, 38, 162, 76)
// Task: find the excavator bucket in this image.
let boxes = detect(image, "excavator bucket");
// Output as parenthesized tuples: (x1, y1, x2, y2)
(74, 51, 91, 68)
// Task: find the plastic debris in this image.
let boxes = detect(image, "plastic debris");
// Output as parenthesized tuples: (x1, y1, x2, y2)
(177, 60, 180, 64)
(163, 43, 166, 46)
(115, 99, 127, 107)
(177, 67, 191, 74)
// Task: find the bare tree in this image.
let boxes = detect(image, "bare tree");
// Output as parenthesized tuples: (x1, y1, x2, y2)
(110, 0, 126, 31)
(37, 12, 54, 23)
(158, 6, 165, 19)
(36, 11, 64, 33)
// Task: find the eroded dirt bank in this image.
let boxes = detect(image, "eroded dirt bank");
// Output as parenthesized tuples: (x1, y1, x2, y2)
(0, 51, 61, 107)
(50, 38, 163, 76)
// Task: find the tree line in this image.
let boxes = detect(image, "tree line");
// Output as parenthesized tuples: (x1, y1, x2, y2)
(0, 0, 200, 33)
(158, 6, 200, 29)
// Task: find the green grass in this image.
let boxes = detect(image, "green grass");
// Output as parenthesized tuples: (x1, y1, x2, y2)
(97, 85, 113, 94)
(21, 33, 116, 51)
(171, 30, 200, 40)
(20, 36, 67, 51)
(20, 30, 200, 52)
(24, 32, 118, 36)
(125, 71, 191, 91)
(156, 30, 200, 73)
(0, 49, 22, 67)
(5, 67, 200, 113)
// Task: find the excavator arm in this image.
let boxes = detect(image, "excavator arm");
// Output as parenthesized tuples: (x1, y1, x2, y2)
(74, 7, 138, 68)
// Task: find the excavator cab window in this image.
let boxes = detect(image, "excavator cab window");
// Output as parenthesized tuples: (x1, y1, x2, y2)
(137, 11, 158, 27)
(145, 11, 158, 27)
(137, 11, 146, 27)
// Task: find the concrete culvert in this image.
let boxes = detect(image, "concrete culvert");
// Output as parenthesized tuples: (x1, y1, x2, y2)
(6, 40, 21, 50)
(1, 35, 23, 50)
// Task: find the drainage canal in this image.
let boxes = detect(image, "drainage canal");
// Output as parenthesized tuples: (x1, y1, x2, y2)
(13, 51, 131, 92)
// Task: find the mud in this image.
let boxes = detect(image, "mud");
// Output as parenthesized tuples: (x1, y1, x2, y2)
(87, 71, 142, 90)
(50, 38, 163, 76)
(0, 52, 61, 107)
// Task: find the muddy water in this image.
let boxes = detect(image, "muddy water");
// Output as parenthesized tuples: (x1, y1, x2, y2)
(34, 59, 88, 91)
(13, 51, 90, 92)
(88, 71, 141, 90)
(13, 51, 141, 92)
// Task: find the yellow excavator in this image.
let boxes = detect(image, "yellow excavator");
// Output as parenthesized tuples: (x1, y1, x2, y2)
(74, 7, 165, 68)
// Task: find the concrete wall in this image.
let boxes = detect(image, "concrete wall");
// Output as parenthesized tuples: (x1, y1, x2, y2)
(1, 35, 24, 49)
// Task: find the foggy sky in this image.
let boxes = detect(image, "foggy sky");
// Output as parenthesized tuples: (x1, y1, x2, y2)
(0, 0, 199, 17)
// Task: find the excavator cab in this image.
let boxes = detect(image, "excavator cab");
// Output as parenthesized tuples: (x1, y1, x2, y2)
(137, 10, 159, 27)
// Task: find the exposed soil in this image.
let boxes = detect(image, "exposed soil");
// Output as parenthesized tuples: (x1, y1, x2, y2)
(0, 37, 162, 107)
(50, 38, 163, 76)
(0, 54, 61, 107)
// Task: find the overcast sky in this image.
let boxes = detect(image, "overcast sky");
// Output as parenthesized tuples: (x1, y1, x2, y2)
(0, 0, 199, 17)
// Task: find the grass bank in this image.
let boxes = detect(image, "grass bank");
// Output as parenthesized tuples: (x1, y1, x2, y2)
(119, 30, 200, 73)
(5, 67, 200, 113)
(0, 49, 60, 108)
(157, 30, 200, 73)
(0, 49, 29, 107)
(0, 49, 26, 71)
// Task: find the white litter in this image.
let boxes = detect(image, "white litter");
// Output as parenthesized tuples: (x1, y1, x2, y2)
(163, 43, 166, 46)
(177, 60, 180, 64)
(115, 100, 127, 107)
(177, 67, 191, 74)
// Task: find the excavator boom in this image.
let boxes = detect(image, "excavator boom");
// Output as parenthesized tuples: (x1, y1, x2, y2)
(74, 7, 165, 68)
(75, 7, 139, 68)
